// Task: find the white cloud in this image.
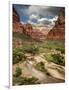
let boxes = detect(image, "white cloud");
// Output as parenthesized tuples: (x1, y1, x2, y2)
(38, 18, 48, 22)
(37, 18, 53, 26)
(28, 6, 49, 14)
(29, 14, 40, 20)
(28, 16, 58, 28)
(38, 18, 51, 24)
(27, 6, 58, 27)
(24, 6, 59, 28)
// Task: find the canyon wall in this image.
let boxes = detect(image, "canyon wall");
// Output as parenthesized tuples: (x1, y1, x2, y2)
(13, 6, 24, 33)
(47, 8, 65, 40)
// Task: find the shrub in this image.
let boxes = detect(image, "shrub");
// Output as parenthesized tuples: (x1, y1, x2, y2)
(13, 76, 39, 85)
(19, 77, 39, 85)
(51, 54, 65, 66)
(23, 45, 39, 55)
(13, 49, 26, 64)
(13, 76, 24, 85)
(44, 54, 53, 61)
(35, 62, 45, 71)
(56, 48, 65, 54)
(15, 67, 22, 77)
(35, 62, 50, 76)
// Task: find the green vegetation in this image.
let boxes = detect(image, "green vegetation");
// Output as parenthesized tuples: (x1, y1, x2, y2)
(23, 44, 39, 55)
(44, 53, 65, 66)
(51, 54, 65, 66)
(56, 48, 65, 54)
(35, 62, 45, 72)
(35, 62, 50, 76)
(13, 76, 39, 85)
(14, 67, 22, 77)
(13, 44, 39, 64)
(13, 32, 65, 85)
(44, 54, 53, 62)
(13, 32, 32, 41)
(13, 64, 40, 85)
(13, 49, 26, 64)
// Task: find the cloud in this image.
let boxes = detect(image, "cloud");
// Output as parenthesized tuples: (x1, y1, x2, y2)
(28, 14, 58, 28)
(37, 16, 58, 28)
(27, 5, 60, 18)
(38, 18, 51, 25)
(14, 4, 60, 28)
(14, 5, 60, 19)
(29, 14, 40, 20)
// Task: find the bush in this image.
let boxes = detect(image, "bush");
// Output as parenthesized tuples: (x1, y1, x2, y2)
(51, 54, 65, 66)
(13, 76, 39, 85)
(56, 48, 65, 54)
(13, 49, 26, 64)
(23, 45, 39, 55)
(35, 62, 46, 72)
(44, 54, 53, 61)
(35, 62, 50, 75)
(14, 67, 22, 77)
(19, 77, 39, 85)
(44, 53, 65, 66)
(13, 45, 39, 64)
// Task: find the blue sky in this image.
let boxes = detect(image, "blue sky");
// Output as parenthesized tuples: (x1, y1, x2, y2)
(13, 4, 61, 26)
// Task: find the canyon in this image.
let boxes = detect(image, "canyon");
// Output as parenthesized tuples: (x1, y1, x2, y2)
(12, 6, 65, 85)
(13, 7, 65, 42)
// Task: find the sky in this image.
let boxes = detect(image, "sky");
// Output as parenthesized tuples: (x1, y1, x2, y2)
(13, 4, 61, 27)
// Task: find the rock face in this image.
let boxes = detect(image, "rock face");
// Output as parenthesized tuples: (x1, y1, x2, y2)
(13, 7, 20, 23)
(47, 8, 65, 40)
(13, 6, 23, 33)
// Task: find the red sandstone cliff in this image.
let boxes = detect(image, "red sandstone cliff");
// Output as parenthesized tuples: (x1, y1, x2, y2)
(47, 8, 65, 40)
(13, 7, 20, 23)
(13, 6, 24, 33)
